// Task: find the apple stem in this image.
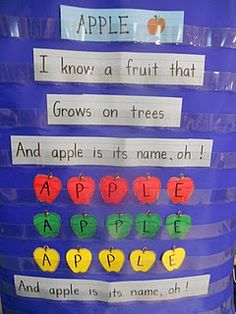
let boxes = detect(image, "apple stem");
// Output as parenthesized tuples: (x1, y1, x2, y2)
(147, 210, 152, 216)
(109, 246, 113, 252)
(119, 212, 123, 217)
(79, 173, 84, 180)
(82, 212, 88, 218)
(47, 173, 52, 180)
(77, 247, 81, 252)
(172, 245, 176, 251)
(44, 210, 49, 216)
(146, 173, 151, 179)
(177, 210, 182, 217)
(142, 247, 147, 253)
(180, 173, 185, 179)
(114, 174, 120, 180)
(43, 245, 49, 251)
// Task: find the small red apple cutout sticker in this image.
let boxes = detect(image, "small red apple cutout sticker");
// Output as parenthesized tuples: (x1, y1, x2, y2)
(67, 175, 95, 205)
(133, 175, 161, 204)
(33, 173, 62, 204)
(167, 175, 194, 205)
(99, 175, 128, 204)
(147, 15, 166, 35)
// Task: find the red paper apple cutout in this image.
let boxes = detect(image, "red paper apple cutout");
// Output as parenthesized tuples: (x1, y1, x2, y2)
(133, 175, 161, 204)
(147, 15, 166, 35)
(167, 175, 194, 204)
(33, 173, 62, 203)
(99, 176, 128, 204)
(67, 175, 95, 205)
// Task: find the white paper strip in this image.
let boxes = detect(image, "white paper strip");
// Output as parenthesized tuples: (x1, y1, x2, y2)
(47, 94, 182, 127)
(11, 136, 213, 167)
(34, 49, 205, 86)
(14, 275, 210, 302)
(60, 6, 184, 43)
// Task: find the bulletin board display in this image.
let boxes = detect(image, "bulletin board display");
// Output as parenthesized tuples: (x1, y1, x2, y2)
(0, 1, 236, 313)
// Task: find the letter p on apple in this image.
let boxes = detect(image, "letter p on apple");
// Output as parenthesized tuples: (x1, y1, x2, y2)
(74, 254, 83, 268)
(79, 220, 88, 233)
(115, 219, 123, 233)
(106, 253, 116, 267)
(76, 183, 85, 198)
(108, 182, 117, 198)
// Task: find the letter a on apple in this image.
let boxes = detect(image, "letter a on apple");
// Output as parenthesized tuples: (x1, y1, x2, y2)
(33, 174, 62, 203)
(33, 246, 60, 272)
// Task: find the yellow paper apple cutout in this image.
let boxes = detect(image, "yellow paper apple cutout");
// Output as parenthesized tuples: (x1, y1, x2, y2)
(162, 246, 186, 272)
(98, 248, 125, 272)
(130, 248, 156, 272)
(66, 247, 92, 273)
(33, 246, 60, 272)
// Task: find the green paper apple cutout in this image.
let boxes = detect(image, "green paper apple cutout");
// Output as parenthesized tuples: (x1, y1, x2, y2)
(70, 214, 98, 239)
(33, 211, 61, 238)
(106, 214, 132, 238)
(165, 213, 192, 239)
(135, 212, 162, 238)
